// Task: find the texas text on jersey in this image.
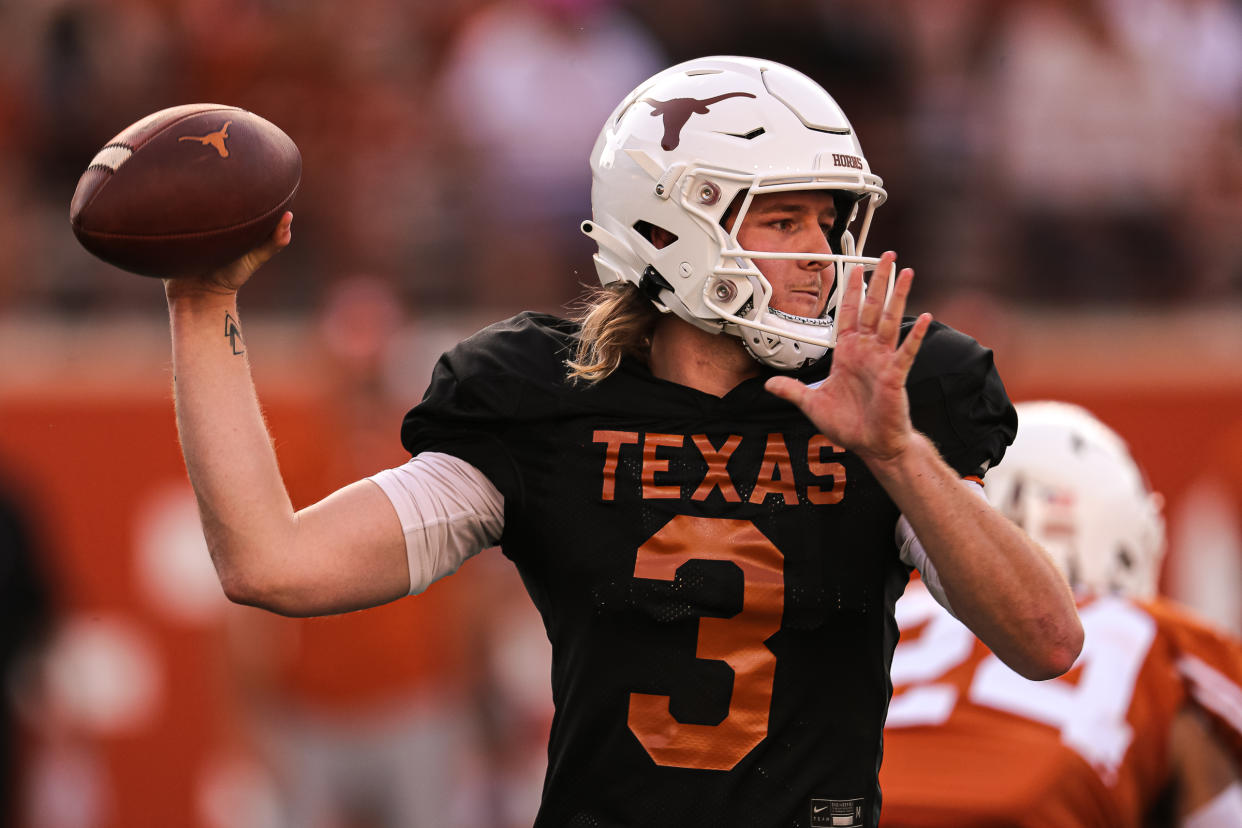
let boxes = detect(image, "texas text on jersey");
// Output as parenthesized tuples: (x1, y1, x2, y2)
(881, 580, 1242, 827)
(401, 312, 1015, 828)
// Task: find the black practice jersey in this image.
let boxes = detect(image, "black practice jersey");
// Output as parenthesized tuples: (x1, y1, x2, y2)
(401, 313, 1016, 828)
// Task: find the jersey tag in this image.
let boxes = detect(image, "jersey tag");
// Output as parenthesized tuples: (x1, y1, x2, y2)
(810, 797, 864, 828)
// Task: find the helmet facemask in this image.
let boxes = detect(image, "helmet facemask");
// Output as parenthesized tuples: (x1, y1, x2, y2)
(707, 184, 886, 369)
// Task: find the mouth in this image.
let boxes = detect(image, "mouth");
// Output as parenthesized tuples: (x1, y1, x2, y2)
(788, 287, 822, 306)
(785, 283, 828, 318)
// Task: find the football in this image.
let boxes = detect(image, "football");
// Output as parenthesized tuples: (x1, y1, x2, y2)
(69, 104, 301, 278)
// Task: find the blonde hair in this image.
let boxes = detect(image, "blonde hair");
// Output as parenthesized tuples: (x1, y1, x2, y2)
(566, 283, 662, 384)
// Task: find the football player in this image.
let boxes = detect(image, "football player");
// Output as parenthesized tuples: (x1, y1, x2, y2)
(160, 57, 1082, 827)
(881, 401, 1242, 827)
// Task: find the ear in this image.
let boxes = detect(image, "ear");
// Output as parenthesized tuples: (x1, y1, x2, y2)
(650, 226, 677, 250)
(720, 191, 748, 233)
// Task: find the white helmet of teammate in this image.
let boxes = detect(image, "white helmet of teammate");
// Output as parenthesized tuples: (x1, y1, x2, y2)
(582, 55, 888, 370)
(985, 401, 1166, 598)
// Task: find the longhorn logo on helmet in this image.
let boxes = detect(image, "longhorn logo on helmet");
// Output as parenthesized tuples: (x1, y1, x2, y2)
(641, 92, 757, 151)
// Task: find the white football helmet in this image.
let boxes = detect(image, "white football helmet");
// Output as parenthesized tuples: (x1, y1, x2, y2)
(582, 55, 887, 370)
(985, 401, 1166, 599)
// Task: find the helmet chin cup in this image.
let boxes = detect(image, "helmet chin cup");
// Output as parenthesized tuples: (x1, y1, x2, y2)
(737, 308, 833, 370)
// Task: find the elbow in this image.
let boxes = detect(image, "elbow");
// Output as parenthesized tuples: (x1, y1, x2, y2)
(215, 553, 313, 617)
(217, 565, 277, 610)
(1016, 612, 1085, 681)
(1020, 644, 1081, 682)
(1054, 616, 1086, 676)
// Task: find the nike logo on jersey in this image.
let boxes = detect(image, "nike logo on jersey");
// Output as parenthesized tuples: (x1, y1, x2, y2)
(810, 797, 864, 828)
(593, 430, 847, 506)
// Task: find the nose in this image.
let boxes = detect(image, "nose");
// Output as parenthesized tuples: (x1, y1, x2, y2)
(800, 228, 833, 271)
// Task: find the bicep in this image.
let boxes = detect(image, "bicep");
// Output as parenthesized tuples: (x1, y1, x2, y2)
(276, 452, 504, 617)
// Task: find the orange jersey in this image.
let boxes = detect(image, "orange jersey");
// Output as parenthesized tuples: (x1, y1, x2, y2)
(879, 582, 1242, 827)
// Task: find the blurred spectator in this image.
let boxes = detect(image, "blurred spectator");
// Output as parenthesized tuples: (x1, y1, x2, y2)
(630, 0, 908, 130)
(24, 1, 180, 313)
(429, 0, 664, 312)
(453, 552, 553, 828)
(1170, 419, 1242, 638)
(883, 0, 1004, 299)
(228, 277, 478, 828)
(1126, 0, 1242, 300)
(973, 0, 1242, 305)
(630, 0, 915, 277)
(4, 0, 1242, 313)
(0, 474, 54, 826)
(1097, 0, 1242, 301)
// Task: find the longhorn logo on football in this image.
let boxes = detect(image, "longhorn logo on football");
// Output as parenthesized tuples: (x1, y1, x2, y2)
(179, 121, 233, 158)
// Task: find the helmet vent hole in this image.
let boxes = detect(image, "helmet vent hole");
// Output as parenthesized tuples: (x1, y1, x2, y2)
(721, 127, 766, 141)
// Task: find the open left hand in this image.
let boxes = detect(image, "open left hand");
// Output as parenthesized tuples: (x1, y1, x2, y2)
(765, 251, 932, 465)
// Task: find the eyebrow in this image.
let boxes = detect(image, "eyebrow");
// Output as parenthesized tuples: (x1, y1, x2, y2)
(750, 201, 837, 218)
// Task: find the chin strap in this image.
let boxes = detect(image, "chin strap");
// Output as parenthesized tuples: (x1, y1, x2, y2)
(638, 265, 674, 304)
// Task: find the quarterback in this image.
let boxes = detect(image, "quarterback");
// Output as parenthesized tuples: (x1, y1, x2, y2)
(881, 402, 1242, 828)
(161, 57, 1081, 827)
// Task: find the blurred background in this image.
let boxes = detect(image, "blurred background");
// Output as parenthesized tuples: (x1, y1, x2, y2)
(2, 0, 1242, 825)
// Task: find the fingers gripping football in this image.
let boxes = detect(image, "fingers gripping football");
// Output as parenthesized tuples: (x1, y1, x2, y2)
(766, 252, 932, 464)
(164, 212, 293, 297)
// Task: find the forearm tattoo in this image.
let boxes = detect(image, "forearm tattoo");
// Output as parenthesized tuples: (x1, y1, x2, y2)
(224, 312, 244, 355)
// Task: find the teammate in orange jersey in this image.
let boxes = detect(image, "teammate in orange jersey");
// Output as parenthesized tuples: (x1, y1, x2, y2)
(881, 401, 1242, 828)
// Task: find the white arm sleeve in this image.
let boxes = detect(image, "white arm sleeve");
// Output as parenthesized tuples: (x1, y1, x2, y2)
(1183, 783, 1242, 828)
(367, 451, 505, 596)
(895, 478, 989, 618)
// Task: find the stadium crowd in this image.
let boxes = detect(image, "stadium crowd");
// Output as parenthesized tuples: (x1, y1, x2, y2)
(0, 0, 1240, 316)
(3, 2, 1242, 827)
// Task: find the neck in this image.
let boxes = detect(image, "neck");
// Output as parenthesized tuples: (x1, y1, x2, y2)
(649, 315, 759, 397)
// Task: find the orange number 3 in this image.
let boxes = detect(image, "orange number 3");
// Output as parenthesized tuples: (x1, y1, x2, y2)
(628, 514, 785, 770)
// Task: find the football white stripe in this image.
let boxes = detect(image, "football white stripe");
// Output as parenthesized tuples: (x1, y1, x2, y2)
(89, 145, 133, 172)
